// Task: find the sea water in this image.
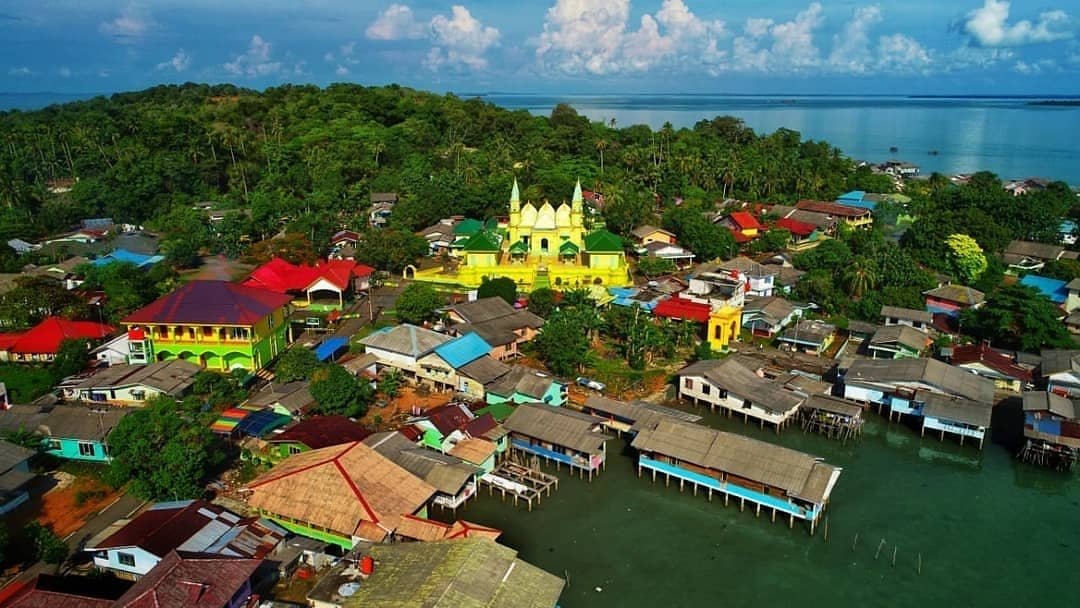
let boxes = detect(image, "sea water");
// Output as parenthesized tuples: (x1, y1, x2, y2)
(438, 403, 1077, 607)
(486, 94, 1080, 186)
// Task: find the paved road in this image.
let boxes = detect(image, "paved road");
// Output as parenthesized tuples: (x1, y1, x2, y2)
(63, 492, 145, 555)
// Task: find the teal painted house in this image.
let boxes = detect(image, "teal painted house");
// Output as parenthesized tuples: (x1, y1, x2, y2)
(484, 366, 567, 407)
(0, 403, 132, 463)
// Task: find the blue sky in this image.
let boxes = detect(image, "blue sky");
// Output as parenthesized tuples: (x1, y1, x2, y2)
(2, 0, 1079, 95)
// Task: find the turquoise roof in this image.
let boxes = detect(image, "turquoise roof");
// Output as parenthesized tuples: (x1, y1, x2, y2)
(434, 332, 492, 368)
(92, 248, 165, 269)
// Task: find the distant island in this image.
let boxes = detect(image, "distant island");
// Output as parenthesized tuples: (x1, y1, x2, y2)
(1027, 100, 1080, 107)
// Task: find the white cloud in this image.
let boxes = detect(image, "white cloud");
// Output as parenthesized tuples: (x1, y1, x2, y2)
(962, 0, 1072, 47)
(1013, 58, 1056, 74)
(325, 42, 360, 65)
(731, 3, 824, 73)
(224, 35, 282, 77)
(99, 7, 154, 43)
(876, 34, 932, 72)
(828, 6, 882, 73)
(536, 0, 724, 75)
(425, 6, 500, 70)
(336, 65, 350, 76)
(366, 4, 426, 40)
(156, 49, 191, 72)
(7, 66, 31, 76)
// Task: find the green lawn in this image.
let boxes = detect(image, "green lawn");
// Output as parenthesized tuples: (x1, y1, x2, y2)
(0, 363, 55, 403)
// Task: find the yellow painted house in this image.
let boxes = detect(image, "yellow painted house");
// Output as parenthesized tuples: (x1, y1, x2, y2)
(412, 181, 631, 291)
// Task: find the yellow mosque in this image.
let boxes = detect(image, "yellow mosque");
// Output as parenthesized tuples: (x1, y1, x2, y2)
(412, 180, 631, 291)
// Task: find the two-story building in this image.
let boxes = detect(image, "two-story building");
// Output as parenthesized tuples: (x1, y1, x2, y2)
(444, 297, 545, 361)
(122, 281, 293, 371)
(924, 284, 986, 318)
(795, 200, 873, 230)
(358, 324, 451, 380)
(675, 357, 805, 431)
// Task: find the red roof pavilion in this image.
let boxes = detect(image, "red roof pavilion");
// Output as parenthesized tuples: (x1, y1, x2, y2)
(0, 317, 113, 356)
(653, 297, 712, 323)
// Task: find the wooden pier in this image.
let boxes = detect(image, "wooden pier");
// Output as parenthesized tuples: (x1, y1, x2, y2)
(1018, 439, 1078, 471)
(478, 459, 559, 511)
(799, 395, 864, 444)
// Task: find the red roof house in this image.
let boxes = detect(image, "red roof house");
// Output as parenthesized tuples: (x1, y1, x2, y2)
(242, 257, 375, 309)
(776, 217, 817, 237)
(0, 575, 129, 608)
(653, 296, 713, 323)
(113, 551, 261, 608)
(122, 281, 292, 326)
(268, 415, 372, 451)
(0, 317, 113, 363)
(729, 211, 763, 232)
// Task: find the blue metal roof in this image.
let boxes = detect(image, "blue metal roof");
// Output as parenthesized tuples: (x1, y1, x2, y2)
(315, 336, 349, 361)
(92, 248, 165, 269)
(1061, 220, 1077, 233)
(1019, 274, 1069, 304)
(236, 409, 292, 437)
(433, 332, 492, 368)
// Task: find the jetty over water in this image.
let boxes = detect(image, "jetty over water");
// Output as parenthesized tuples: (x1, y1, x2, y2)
(800, 394, 864, 444)
(478, 460, 558, 511)
(631, 418, 841, 533)
(581, 395, 702, 436)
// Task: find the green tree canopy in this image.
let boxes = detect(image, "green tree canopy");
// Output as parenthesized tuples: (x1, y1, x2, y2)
(945, 233, 987, 284)
(477, 276, 517, 304)
(310, 364, 372, 418)
(106, 396, 225, 501)
(533, 308, 593, 376)
(274, 347, 321, 383)
(527, 287, 556, 318)
(960, 284, 1075, 351)
(396, 283, 443, 325)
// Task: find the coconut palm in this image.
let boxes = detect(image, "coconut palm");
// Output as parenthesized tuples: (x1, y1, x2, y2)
(844, 258, 878, 299)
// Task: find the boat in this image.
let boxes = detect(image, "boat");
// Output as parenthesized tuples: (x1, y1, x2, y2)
(889, 146, 899, 153)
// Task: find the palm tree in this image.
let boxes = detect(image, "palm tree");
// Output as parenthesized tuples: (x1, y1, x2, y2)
(372, 140, 385, 168)
(844, 259, 877, 299)
(595, 139, 607, 176)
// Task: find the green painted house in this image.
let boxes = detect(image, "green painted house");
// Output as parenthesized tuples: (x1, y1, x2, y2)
(485, 366, 568, 407)
(122, 280, 293, 371)
(246, 440, 436, 549)
(0, 403, 132, 463)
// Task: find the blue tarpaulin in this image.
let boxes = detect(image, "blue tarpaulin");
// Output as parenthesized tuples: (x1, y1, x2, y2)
(315, 336, 349, 361)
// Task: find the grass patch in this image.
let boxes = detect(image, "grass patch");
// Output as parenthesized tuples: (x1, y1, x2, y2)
(0, 363, 55, 403)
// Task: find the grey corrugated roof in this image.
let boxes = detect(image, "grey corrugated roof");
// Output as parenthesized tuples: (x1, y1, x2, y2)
(916, 390, 992, 428)
(630, 418, 840, 505)
(363, 432, 478, 495)
(453, 308, 545, 347)
(64, 360, 201, 396)
(869, 325, 930, 352)
(743, 295, 796, 323)
(0, 439, 35, 472)
(845, 358, 995, 405)
(0, 403, 132, 442)
(502, 404, 611, 455)
(676, 357, 805, 414)
(457, 355, 511, 385)
(923, 284, 986, 305)
(880, 305, 933, 324)
(1004, 240, 1062, 262)
(446, 297, 518, 324)
(246, 381, 315, 415)
(778, 320, 836, 348)
(360, 324, 451, 358)
(1021, 391, 1077, 419)
(484, 367, 559, 400)
(583, 395, 702, 430)
(805, 394, 863, 418)
(1039, 350, 1080, 375)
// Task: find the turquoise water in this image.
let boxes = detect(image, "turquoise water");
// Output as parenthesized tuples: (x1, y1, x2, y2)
(486, 94, 1080, 186)
(439, 403, 1078, 607)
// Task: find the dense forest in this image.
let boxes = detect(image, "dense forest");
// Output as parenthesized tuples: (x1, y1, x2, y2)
(0, 82, 1077, 343)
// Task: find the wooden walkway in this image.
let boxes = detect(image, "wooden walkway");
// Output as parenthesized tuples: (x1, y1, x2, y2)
(478, 459, 559, 512)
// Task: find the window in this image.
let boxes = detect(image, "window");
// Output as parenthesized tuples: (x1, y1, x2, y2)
(683, 378, 692, 390)
(743, 399, 753, 410)
(78, 442, 96, 457)
(131, 389, 146, 401)
(117, 552, 136, 567)
(702, 384, 711, 395)
(47, 439, 61, 451)
(229, 327, 249, 340)
(288, 445, 302, 455)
